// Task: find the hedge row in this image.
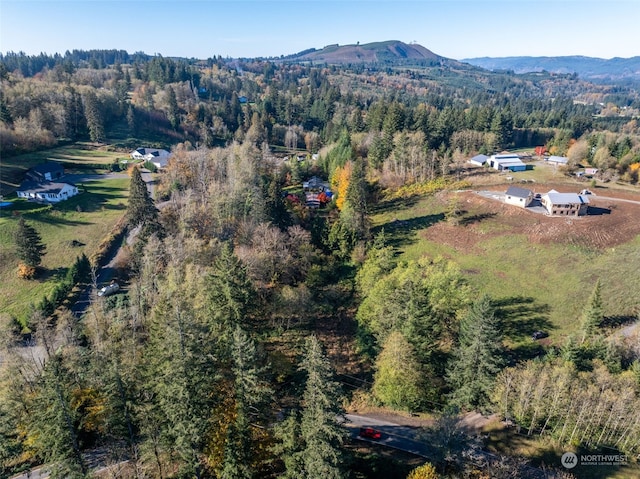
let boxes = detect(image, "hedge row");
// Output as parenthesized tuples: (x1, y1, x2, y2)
(37, 253, 91, 317)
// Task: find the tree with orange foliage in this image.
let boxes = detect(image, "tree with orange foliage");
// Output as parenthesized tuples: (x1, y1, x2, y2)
(331, 161, 352, 211)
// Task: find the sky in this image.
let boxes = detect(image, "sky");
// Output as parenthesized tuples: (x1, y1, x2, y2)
(0, 0, 638, 60)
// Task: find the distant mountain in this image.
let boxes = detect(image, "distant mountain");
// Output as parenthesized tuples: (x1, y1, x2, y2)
(284, 40, 448, 65)
(461, 56, 640, 82)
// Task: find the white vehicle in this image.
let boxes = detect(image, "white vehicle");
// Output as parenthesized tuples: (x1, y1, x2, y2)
(97, 282, 120, 297)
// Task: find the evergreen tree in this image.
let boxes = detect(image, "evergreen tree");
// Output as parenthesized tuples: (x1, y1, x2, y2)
(14, 217, 46, 268)
(166, 86, 180, 129)
(298, 336, 346, 479)
(28, 355, 88, 478)
(143, 296, 221, 478)
(272, 411, 305, 478)
(0, 90, 12, 124)
(126, 167, 158, 228)
(264, 175, 290, 230)
(340, 157, 369, 241)
(447, 295, 504, 410)
(220, 326, 271, 479)
(126, 103, 136, 133)
(206, 243, 254, 329)
(83, 90, 105, 142)
(581, 279, 603, 342)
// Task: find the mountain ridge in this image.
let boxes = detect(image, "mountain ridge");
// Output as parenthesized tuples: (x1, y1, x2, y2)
(283, 40, 447, 65)
(462, 55, 640, 82)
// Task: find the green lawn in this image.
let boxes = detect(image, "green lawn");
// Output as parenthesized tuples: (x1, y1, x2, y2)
(1, 143, 127, 195)
(371, 193, 640, 343)
(0, 178, 129, 323)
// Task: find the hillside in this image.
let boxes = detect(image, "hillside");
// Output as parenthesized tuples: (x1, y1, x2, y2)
(285, 40, 447, 65)
(461, 55, 640, 82)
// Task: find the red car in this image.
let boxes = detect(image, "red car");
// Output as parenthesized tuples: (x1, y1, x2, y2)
(359, 427, 382, 440)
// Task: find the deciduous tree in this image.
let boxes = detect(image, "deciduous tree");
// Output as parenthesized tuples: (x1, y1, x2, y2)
(373, 331, 424, 411)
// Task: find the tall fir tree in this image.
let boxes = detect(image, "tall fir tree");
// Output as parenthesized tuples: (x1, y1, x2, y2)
(220, 326, 271, 479)
(447, 294, 504, 410)
(264, 175, 291, 231)
(126, 167, 158, 229)
(206, 243, 254, 329)
(340, 157, 369, 241)
(298, 336, 346, 479)
(83, 90, 105, 142)
(14, 217, 46, 268)
(166, 86, 180, 129)
(581, 279, 603, 342)
(28, 355, 88, 479)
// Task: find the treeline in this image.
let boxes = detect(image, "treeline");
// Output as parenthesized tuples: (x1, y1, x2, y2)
(2, 49, 639, 183)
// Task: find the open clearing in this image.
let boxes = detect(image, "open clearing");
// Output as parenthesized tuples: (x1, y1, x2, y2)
(0, 178, 129, 322)
(373, 180, 640, 340)
(1, 143, 127, 195)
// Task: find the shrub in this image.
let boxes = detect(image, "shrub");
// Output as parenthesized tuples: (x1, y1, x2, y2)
(17, 263, 36, 279)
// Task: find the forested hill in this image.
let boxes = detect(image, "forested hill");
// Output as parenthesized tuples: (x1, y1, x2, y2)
(462, 55, 640, 82)
(282, 40, 451, 66)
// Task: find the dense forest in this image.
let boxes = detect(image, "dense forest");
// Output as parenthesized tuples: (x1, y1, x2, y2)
(1, 50, 640, 478)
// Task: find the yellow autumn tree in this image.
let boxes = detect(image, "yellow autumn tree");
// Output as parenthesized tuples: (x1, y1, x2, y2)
(407, 462, 439, 479)
(331, 161, 352, 211)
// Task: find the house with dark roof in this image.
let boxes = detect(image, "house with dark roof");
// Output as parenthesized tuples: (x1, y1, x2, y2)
(505, 186, 533, 208)
(17, 180, 78, 203)
(26, 162, 65, 182)
(541, 189, 589, 216)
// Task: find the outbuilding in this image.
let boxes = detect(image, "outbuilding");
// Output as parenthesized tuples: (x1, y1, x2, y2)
(468, 154, 488, 166)
(26, 162, 65, 182)
(505, 186, 533, 208)
(488, 154, 527, 172)
(546, 156, 568, 166)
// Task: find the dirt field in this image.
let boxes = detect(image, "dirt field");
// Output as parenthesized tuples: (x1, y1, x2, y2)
(424, 186, 640, 253)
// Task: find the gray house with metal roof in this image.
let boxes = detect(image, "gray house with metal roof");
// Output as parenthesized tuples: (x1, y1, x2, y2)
(541, 189, 589, 216)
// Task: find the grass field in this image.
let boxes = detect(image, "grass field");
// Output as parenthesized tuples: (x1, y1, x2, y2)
(0, 178, 129, 323)
(371, 182, 640, 343)
(1, 143, 127, 195)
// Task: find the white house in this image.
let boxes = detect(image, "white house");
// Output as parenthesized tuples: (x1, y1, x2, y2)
(17, 181, 78, 203)
(505, 186, 533, 208)
(487, 154, 527, 172)
(546, 156, 568, 166)
(130, 148, 171, 168)
(541, 189, 590, 216)
(468, 154, 489, 166)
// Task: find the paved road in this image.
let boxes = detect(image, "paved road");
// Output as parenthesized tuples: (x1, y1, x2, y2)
(10, 467, 50, 479)
(344, 413, 430, 457)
